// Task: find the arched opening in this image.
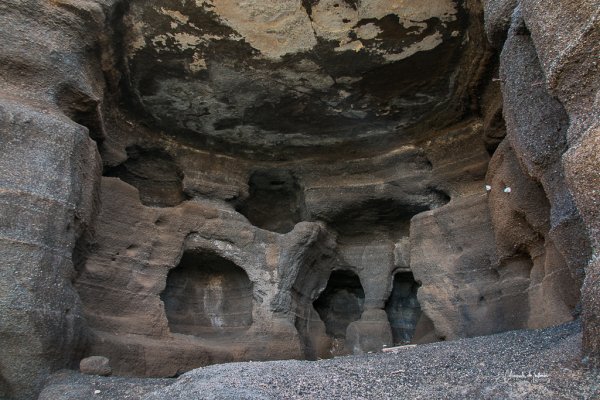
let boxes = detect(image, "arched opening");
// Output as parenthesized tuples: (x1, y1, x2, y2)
(161, 251, 253, 337)
(385, 271, 421, 345)
(236, 169, 304, 233)
(313, 270, 365, 340)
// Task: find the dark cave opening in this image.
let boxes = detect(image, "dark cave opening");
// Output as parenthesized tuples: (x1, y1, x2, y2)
(161, 251, 253, 336)
(236, 169, 304, 234)
(327, 193, 450, 240)
(313, 270, 365, 339)
(328, 199, 416, 238)
(385, 271, 422, 345)
(104, 146, 188, 207)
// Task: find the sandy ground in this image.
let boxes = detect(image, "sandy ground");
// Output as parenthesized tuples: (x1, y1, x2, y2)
(39, 321, 600, 400)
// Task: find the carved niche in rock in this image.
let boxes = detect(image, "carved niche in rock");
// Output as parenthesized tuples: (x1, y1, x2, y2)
(161, 250, 253, 337)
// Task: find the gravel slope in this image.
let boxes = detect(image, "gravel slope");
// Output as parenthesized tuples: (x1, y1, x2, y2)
(39, 321, 600, 400)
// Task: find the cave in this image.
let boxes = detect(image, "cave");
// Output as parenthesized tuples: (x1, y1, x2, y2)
(313, 270, 365, 340)
(3, 0, 599, 398)
(385, 271, 422, 345)
(236, 169, 304, 233)
(161, 251, 253, 337)
(105, 146, 188, 207)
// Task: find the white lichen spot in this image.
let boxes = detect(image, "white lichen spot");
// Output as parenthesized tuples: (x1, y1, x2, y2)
(127, 20, 148, 54)
(151, 34, 168, 48)
(173, 32, 202, 50)
(311, 0, 359, 42)
(189, 52, 207, 72)
(383, 31, 444, 61)
(158, 7, 190, 25)
(335, 40, 364, 53)
(355, 23, 382, 41)
(485, 184, 492, 192)
(359, 0, 457, 23)
(151, 32, 205, 52)
(184, 0, 457, 61)
(209, 0, 317, 60)
(503, 187, 512, 193)
(321, 0, 456, 60)
(403, 21, 428, 33)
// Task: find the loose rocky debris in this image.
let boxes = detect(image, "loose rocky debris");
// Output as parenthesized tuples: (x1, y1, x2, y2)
(39, 321, 600, 400)
(38, 371, 171, 400)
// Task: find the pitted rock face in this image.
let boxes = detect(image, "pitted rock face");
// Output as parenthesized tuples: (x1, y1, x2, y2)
(2, 0, 598, 398)
(122, 0, 469, 158)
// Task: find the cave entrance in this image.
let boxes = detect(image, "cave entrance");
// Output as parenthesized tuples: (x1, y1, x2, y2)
(161, 251, 253, 337)
(313, 270, 365, 340)
(236, 169, 304, 233)
(385, 271, 421, 345)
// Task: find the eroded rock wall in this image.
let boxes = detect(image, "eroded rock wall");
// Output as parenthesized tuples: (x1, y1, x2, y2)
(482, 0, 598, 365)
(0, 1, 111, 398)
(0, 0, 598, 398)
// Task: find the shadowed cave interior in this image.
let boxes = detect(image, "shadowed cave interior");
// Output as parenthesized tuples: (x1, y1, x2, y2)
(236, 169, 305, 234)
(313, 270, 365, 340)
(385, 271, 422, 345)
(161, 250, 253, 337)
(105, 146, 188, 208)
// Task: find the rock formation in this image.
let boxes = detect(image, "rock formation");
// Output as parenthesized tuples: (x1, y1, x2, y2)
(483, 0, 599, 365)
(0, 0, 597, 399)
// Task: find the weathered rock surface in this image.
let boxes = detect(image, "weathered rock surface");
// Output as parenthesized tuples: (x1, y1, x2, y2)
(80, 356, 112, 377)
(483, 0, 599, 365)
(0, 100, 101, 399)
(517, 0, 600, 367)
(120, 0, 489, 159)
(0, 0, 598, 399)
(0, 2, 109, 398)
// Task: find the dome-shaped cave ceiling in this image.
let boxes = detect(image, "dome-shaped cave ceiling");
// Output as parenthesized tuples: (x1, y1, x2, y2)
(121, 0, 479, 159)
